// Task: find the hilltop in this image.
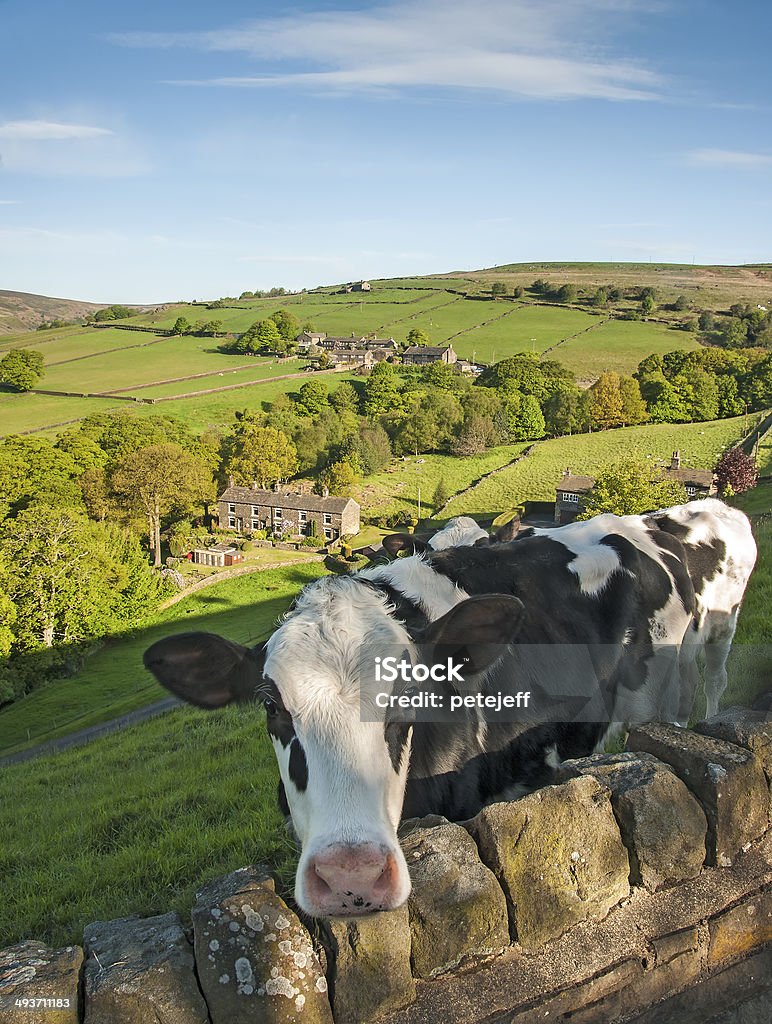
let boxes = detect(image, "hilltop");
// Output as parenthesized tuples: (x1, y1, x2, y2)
(0, 289, 110, 335)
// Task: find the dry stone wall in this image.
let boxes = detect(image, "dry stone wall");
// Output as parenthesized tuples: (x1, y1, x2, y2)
(1, 706, 771, 1024)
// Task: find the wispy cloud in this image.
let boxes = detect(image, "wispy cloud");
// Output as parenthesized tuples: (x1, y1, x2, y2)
(0, 120, 113, 140)
(0, 200, 19, 205)
(687, 148, 772, 168)
(114, 0, 664, 102)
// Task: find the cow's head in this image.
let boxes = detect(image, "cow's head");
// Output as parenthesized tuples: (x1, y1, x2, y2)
(144, 575, 523, 918)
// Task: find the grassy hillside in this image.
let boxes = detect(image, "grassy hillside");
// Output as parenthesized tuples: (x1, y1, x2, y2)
(0, 563, 326, 758)
(2, 262, 767, 438)
(444, 416, 755, 517)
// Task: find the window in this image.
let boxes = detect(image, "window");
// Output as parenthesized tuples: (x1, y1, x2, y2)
(252, 520, 260, 531)
(252, 505, 259, 516)
(298, 510, 307, 522)
(324, 529, 332, 539)
(274, 508, 283, 518)
(323, 513, 332, 525)
(562, 492, 580, 504)
(228, 517, 236, 528)
(228, 503, 236, 513)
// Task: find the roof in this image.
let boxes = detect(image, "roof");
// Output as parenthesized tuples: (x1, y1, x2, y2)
(220, 485, 358, 514)
(195, 543, 237, 554)
(556, 474, 595, 494)
(403, 345, 453, 356)
(662, 466, 715, 487)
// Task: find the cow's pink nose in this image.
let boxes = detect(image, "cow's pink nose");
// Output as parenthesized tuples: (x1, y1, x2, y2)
(304, 844, 401, 914)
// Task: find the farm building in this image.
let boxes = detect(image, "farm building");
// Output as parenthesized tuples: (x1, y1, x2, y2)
(554, 470, 596, 524)
(402, 344, 458, 366)
(660, 450, 717, 497)
(218, 485, 360, 542)
(192, 543, 244, 568)
(554, 452, 717, 524)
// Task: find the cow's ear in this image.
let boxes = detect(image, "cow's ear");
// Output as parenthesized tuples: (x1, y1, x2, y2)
(143, 632, 265, 708)
(382, 534, 429, 558)
(422, 595, 525, 677)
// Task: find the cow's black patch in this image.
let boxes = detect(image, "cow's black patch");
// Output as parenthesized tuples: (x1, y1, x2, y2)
(650, 515, 726, 598)
(266, 707, 295, 747)
(277, 780, 290, 817)
(288, 738, 309, 792)
(385, 721, 411, 773)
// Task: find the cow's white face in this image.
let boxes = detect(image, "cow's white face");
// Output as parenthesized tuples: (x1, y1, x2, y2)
(262, 577, 416, 916)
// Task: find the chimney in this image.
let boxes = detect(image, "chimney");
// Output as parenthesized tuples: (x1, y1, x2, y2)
(563, 467, 571, 477)
(671, 451, 681, 470)
(322, 487, 330, 498)
(252, 480, 258, 490)
(228, 474, 234, 488)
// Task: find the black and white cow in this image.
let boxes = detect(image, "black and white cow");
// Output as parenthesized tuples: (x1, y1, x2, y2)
(645, 499, 757, 721)
(510, 498, 757, 724)
(144, 509, 699, 919)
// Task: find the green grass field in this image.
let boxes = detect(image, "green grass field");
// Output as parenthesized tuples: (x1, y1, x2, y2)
(0, 702, 295, 948)
(552, 318, 701, 377)
(355, 443, 528, 518)
(0, 563, 326, 758)
(0, 392, 128, 436)
(443, 416, 755, 517)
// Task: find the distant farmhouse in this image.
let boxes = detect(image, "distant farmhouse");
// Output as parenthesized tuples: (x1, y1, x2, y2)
(402, 344, 458, 366)
(297, 331, 398, 368)
(191, 543, 244, 568)
(219, 483, 360, 542)
(554, 452, 717, 524)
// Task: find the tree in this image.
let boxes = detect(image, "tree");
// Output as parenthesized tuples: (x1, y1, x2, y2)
(406, 327, 431, 347)
(0, 505, 166, 651)
(0, 349, 45, 391)
(222, 426, 299, 492)
(171, 316, 191, 336)
(433, 476, 450, 511)
(673, 295, 689, 312)
(490, 281, 507, 297)
(592, 287, 608, 308)
(364, 362, 402, 419)
(641, 294, 655, 314)
(330, 381, 359, 415)
(296, 379, 329, 416)
(513, 286, 524, 299)
(317, 460, 358, 497)
(270, 309, 300, 345)
(715, 448, 758, 496)
(110, 444, 214, 567)
(355, 425, 391, 474)
(451, 414, 497, 454)
(618, 376, 649, 426)
(556, 284, 577, 304)
(698, 311, 715, 332)
(579, 461, 687, 519)
(589, 372, 624, 429)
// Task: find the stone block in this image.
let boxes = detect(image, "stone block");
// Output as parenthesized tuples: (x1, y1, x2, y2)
(83, 912, 208, 1024)
(0, 940, 81, 1024)
(192, 866, 332, 1024)
(557, 751, 707, 890)
(399, 816, 509, 977)
(321, 906, 415, 1024)
(468, 775, 630, 948)
(708, 890, 772, 967)
(627, 723, 769, 867)
(696, 705, 772, 822)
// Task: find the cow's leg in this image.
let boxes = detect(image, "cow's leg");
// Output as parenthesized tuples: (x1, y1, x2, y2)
(702, 614, 737, 719)
(677, 627, 703, 726)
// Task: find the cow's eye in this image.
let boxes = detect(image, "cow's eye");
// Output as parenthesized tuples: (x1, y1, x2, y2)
(263, 697, 277, 717)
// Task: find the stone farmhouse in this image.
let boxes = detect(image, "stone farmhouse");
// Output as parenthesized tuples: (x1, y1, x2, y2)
(219, 484, 361, 542)
(554, 452, 717, 524)
(402, 344, 458, 366)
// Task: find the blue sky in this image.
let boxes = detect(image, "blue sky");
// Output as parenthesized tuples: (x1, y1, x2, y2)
(0, 0, 770, 302)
